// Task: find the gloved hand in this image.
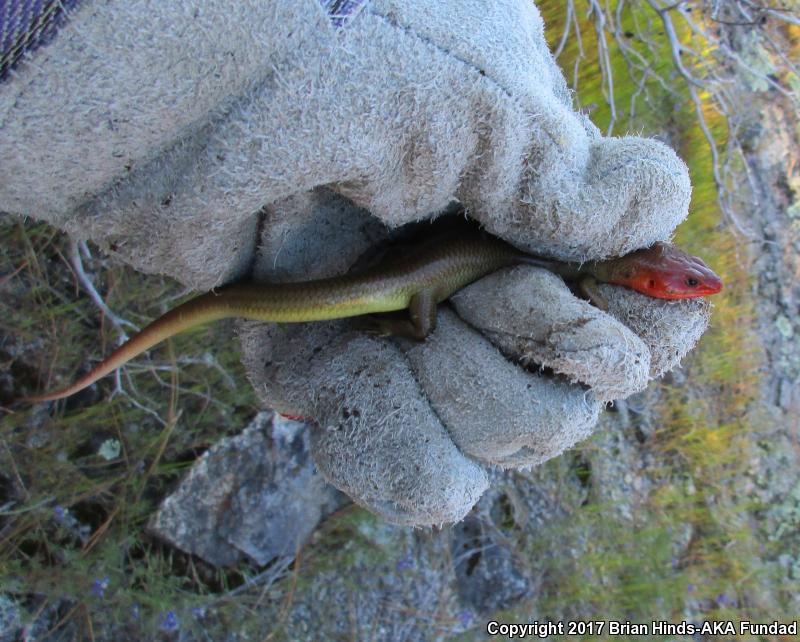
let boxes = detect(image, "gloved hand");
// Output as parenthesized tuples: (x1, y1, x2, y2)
(1, 0, 710, 525)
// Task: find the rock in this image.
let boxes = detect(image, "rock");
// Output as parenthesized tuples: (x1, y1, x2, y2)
(451, 514, 532, 615)
(149, 411, 347, 566)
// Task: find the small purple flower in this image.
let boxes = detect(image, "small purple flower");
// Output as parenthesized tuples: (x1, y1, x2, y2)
(91, 577, 109, 599)
(458, 610, 473, 628)
(191, 606, 205, 620)
(687, 583, 695, 593)
(395, 555, 413, 572)
(716, 593, 733, 607)
(160, 611, 179, 632)
(130, 604, 140, 620)
(53, 505, 66, 523)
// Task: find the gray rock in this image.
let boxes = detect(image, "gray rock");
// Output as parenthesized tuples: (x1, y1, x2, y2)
(149, 411, 346, 566)
(451, 514, 532, 615)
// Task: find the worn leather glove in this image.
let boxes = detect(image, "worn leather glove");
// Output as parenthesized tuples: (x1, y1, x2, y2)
(1, 0, 710, 525)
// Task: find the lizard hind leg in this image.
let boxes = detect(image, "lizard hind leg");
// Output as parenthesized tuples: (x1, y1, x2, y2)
(407, 288, 438, 340)
(351, 289, 438, 341)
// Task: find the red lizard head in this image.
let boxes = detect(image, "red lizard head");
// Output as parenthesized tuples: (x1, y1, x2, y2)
(611, 242, 724, 300)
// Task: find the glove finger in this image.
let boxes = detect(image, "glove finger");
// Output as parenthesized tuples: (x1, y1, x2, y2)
(239, 321, 488, 526)
(597, 284, 711, 379)
(398, 308, 602, 468)
(451, 266, 651, 400)
(479, 137, 691, 262)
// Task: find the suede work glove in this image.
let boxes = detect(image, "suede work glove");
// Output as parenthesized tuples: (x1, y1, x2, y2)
(0, 0, 709, 525)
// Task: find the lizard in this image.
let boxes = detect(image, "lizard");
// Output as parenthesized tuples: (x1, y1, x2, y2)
(24, 230, 722, 402)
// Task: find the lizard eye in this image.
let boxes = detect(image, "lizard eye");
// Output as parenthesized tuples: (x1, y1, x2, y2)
(686, 277, 699, 287)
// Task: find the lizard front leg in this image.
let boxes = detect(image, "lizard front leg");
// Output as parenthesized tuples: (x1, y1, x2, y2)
(578, 275, 609, 311)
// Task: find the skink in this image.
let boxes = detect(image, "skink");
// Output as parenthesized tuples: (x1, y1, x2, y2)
(25, 231, 722, 402)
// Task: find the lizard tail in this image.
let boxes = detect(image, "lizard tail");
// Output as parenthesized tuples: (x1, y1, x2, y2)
(23, 293, 231, 402)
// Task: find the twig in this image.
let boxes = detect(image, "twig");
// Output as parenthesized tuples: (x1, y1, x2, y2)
(0, 496, 55, 516)
(646, 0, 704, 88)
(646, 0, 757, 238)
(219, 555, 295, 601)
(680, 8, 796, 99)
(554, 0, 576, 59)
(588, 0, 618, 134)
(68, 239, 138, 337)
(261, 544, 303, 642)
(132, 409, 181, 505)
(114, 381, 169, 427)
(0, 260, 28, 287)
(570, 0, 586, 93)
